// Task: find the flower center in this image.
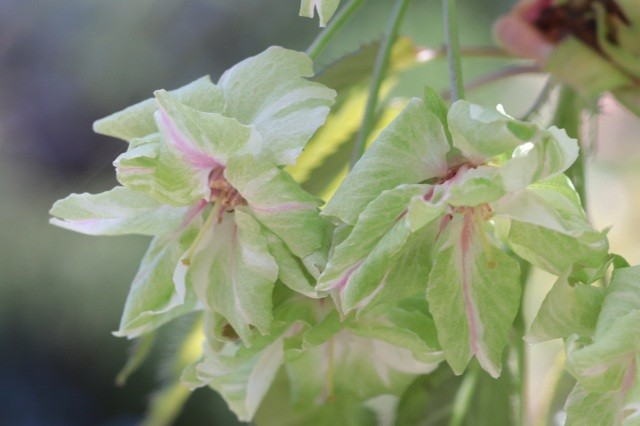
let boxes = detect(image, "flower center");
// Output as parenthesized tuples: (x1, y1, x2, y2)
(208, 168, 247, 223)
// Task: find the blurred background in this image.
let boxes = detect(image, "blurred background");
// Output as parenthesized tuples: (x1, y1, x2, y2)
(1, 0, 639, 424)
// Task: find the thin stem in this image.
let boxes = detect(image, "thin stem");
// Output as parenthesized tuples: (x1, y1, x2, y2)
(448, 363, 479, 426)
(350, 0, 411, 167)
(442, 64, 541, 102)
(306, 0, 366, 61)
(553, 85, 586, 210)
(443, 0, 465, 101)
(520, 77, 554, 121)
(513, 261, 531, 426)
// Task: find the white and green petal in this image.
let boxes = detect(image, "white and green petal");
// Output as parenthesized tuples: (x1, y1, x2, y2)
(225, 154, 326, 260)
(427, 211, 521, 378)
(285, 306, 441, 408)
(93, 76, 224, 141)
(218, 46, 336, 165)
(322, 98, 450, 226)
(299, 0, 341, 27)
(527, 274, 604, 343)
(317, 184, 436, 314)
(49, 186, 188, 236)
(114, 229, 200, 338)
(448, 101, 537, 162)
(564, 266, 640, 425)
(567, 266, 640, 392)
(151, 90, 262, 206)
(493, 174, 609, 282)
(565, 375, 640, 426)
(189, 322, 292, 422)
(177, 208, 279, 344)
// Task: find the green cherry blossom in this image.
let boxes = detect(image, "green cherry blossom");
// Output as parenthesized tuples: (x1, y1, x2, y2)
(318, 93, 608, 377)
(50, 47, 336, 343)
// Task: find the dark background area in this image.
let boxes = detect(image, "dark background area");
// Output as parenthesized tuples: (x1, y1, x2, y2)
(4, 0, 639, 424)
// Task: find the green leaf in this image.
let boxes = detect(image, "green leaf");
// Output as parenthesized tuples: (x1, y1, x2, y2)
(322, 98, 450, 226)
(546, 37, 633, 99)
(427, 212, 521, 378)
(49, 186, 188, 236)
(299, 0, 341, 27)
(594, 3, 640, 77)
(179, 209, 278, 344)
(115, 230, 199, 338)
(317, 184, 435, 314)
(527, 275, 604, 343)
(218, 46, 336, 165)
(226, 154, 327, 260)
(93, 76, 223, 141)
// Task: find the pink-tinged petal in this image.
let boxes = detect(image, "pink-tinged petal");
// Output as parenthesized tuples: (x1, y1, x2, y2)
(182, 199, 208, 228)
(156, 109, 222, 170)
(326, 260, 363, 292)
(459, 209, 482, 359)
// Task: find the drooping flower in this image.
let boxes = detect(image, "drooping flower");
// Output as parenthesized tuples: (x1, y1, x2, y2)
(50, 47, 336, 343)
(317, 91, 608, 377)
(494, 0, 640, 116)
(184, 292, 443, 422)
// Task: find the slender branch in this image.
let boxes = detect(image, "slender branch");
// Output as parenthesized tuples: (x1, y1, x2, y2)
(449, 363, 479, 426)
(442, 64, 541, 101)
(513, 261, 531, 426)
(306, 0, 366, 60)
(443, 0, 465, 101)
(520, 77, 554, 121)
(349, 0, 411, 167)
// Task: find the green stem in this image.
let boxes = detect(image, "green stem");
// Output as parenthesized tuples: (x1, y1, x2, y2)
(448, 363, 479, 426)
(443, 0, 465, 101)
(350, 0, 411, 167)
(306, 0, 366, 61)
(553, 85, 586, 210)
(513, 261, 531, 426)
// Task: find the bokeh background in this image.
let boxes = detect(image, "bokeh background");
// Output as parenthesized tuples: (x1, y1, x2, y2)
(2, 0, 640, 424)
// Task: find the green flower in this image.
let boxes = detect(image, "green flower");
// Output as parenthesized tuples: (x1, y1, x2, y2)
(563, 265, 640, 425)
(50, 47, 336, 343)
(317, 92, 608, 377)
(184, 294, 442, 422)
